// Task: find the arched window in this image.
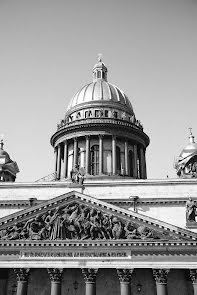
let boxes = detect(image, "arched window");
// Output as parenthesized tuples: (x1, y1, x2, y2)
(116, 146, 121, 174)
(129, 150, 134, 177)
(91, 145, 99, 175)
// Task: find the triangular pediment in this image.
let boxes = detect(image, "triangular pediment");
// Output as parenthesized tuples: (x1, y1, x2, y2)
(0, 191, 196, 242)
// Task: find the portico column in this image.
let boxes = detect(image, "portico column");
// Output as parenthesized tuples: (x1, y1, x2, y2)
(47, 268, 63, 295)
(189, 269, 197, 295)
(117, 269, 133, 295)
(99, 135, 103, 175)
(153, 269, 169, 295)
(133, 144, 138, 178)
(139, 146, 146, 179)
(56, 144, 61, 180)
(14, 268, 30, 295)
(85, 135, 90, 174)
(124, 141, 129, 176)
(82, 268, 98, 295)
(112, 135, 116, 175)
(62, 140, 68, 178)
(73, 138, 78, 168)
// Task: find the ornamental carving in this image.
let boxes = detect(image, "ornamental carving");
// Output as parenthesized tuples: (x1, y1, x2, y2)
(47, 268, 63, 282)
(153, 269, 169, 284)
(14, 268, 30, 282)
(82, 268, 98, 283)
(117, 269, 133, 283)
(189, 270, 197, 283)
(0, 202, 173, 241)
(186, 197, 197, 222)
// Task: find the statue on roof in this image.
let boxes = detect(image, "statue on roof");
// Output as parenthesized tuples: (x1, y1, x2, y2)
(186, 197, 196, 222)
(175, 129, 197, 178)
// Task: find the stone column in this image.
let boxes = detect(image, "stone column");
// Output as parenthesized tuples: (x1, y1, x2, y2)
(112, 135, 116, 175)
(85, 135, 90, 174)
(82, 268, 98, 295)
(56, 144, 61, 180)
(99, 135, 103, 175)
(153, 269, 169, 295)
(14, 268, 30, 295)
(189, 269, 197, 295)
(47, 268, 63, 295)
(139, 146, 146, 179)
(73, 138, 78, 168)
(54, 147, 58, 177)
(133, 144, 138, 178)
(62, 140, 68, 178)
(124, 141, 129, 176)
(117, 269, 133, 295)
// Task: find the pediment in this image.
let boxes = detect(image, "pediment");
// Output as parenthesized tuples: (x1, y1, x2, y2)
(0, 191, 196, 242)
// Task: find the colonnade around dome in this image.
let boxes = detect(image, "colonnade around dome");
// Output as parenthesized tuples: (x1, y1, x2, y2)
(54, 135, 147, 180)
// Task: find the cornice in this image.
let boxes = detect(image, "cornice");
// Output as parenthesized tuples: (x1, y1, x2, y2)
(50, 118, 149, 147)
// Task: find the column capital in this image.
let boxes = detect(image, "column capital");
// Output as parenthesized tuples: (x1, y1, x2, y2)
(112, 135, 116, 140)
(85, 135, 90, 139)
(74, 137, 78, 142)
(98, 134, 104, 139)
(190, 270, 197, 284)
(153, 269, 170, 284)
(117, 269, 133, 283)
(47, 268, 63, 282)
(14, 268, 30, 282)
(82, 268, 98, 283)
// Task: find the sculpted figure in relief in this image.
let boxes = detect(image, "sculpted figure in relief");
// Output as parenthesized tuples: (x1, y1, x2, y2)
(186, 197, 196, 222)
(0, 202, 169, 241)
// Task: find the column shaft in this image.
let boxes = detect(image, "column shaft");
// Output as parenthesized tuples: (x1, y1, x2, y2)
(85, 282, 96, 295)
(85, 136, 90, 174)
(51, 282, 61, 295)
(16, 282, 28, 295)
(139, 147, 146, 179)
(99, 135, 103, 175)
(112, 136, 116, 175)
(73, 138, 78, 168)
(133, 145, 138, 178)
(124, 141, 129, 176)
(120, 282, 130, 295)
(54, 148, 58, 176)
(193, 284, 197, 295)
(63, 140, 68, 178)
(155, 284, 168, 295)
(56, 145, 61, 180)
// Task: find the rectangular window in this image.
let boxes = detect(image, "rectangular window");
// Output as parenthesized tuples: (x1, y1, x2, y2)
(105, 110, 109, 117)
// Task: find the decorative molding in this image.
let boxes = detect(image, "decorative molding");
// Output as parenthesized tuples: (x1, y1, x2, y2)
(153, 269, 170, 284)
(47, 268, 63, 282)
(14, 268, 30, 281)
(190, 270, 197, 284)
(82, 268, 98, 283)
(117, 269, 133, 283)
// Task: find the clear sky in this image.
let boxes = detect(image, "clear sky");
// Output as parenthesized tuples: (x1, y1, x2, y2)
(0, 0, 197, 181)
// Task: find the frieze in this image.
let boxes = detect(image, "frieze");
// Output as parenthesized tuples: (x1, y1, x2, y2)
(0, 201, 173, 241)
(20, 251, 129, 258)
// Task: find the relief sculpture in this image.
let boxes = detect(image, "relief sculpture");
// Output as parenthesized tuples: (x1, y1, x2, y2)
(0, 202, 169, 241)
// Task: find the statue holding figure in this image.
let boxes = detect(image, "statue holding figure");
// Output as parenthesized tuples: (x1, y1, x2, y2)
(186, 197, 196, 222)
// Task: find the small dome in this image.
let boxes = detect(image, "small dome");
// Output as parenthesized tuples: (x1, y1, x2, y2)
(67, 80, 134, 114)
(0, 140, 10, 163)
(178, 134, 197, 160)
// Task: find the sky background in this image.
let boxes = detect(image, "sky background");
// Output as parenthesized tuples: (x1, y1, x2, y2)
(0, 0, 197, 182)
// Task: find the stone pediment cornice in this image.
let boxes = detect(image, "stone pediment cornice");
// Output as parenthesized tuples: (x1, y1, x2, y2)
(0, 191, 196, 243)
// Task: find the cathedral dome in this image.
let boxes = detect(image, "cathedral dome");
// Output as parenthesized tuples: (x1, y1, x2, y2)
(67, 80, 134, 114)
(66, 56, 134, 116)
